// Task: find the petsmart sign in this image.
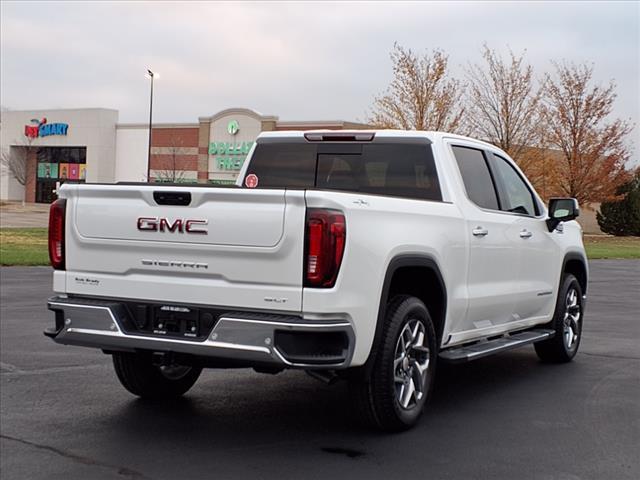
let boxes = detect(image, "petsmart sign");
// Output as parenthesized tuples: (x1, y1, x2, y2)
(24, 118, 69, 138)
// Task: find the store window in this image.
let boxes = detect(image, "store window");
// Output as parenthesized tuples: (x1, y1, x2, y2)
(36, 147, 87, 203)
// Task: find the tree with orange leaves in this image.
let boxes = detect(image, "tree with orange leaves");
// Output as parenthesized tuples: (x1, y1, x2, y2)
(465, 45, 544, 169)
(369, 43, 465, 132)
(540, 62, 633, 205)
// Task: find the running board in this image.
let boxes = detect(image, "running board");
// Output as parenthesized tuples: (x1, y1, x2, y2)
(439, 329, 555, 364)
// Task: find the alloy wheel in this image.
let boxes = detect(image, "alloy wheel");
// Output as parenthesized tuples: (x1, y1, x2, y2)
(393, 319, 431, 410)
(563, 287, 581, 350)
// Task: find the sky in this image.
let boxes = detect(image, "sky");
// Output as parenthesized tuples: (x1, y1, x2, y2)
(1, 1, 638, 138)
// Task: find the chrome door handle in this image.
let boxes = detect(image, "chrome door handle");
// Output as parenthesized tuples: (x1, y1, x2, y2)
(519, 229, 533, 239)
(472, 227, 489, 237)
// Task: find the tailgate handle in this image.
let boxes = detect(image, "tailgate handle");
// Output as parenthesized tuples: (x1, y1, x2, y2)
(153, 191, 192, 206)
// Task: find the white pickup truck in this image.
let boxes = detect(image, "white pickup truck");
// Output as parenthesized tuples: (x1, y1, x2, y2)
(45, 130, 588, 431)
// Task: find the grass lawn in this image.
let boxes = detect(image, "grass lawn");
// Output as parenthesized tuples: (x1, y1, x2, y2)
(0, 228, 49, 266)
(0, 228, 638, 266)
(583, 235, 640, 260)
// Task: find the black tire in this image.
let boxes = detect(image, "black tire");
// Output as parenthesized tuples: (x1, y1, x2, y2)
(349, 295, 437, 431)
(112, 352, 202, 399)
(534, 273, 584, 363)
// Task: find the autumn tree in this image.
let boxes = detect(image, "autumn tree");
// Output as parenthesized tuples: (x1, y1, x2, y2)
(369, 43, 465, 132)
(540, 62, 633, 205)
(465, 46, 545, 171)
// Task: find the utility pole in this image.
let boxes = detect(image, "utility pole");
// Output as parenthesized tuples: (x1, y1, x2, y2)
(146, 69, 156, 182)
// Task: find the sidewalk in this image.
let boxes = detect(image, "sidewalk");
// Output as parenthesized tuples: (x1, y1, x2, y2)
(0, 202, 49, 228)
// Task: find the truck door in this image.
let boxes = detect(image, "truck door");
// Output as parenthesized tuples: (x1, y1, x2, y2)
(450, 145, 522, 336)
(487, 152, 559, 322)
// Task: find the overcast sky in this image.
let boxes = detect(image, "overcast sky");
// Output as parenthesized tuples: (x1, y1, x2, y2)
(1, 1, 638, 135)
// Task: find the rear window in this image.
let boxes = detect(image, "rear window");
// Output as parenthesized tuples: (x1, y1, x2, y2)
(244, 142, 442, 201)
(244, 143, 317, 188)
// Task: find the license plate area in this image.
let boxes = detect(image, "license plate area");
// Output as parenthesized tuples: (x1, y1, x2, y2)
(121, 302, 219, 341)
(153, 306, 201, 338)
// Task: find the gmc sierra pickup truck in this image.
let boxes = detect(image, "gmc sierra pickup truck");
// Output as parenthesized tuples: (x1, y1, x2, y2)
(45, 130, 588, 431)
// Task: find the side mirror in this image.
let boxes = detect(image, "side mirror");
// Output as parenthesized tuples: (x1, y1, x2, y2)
(546, 197, 580, 232)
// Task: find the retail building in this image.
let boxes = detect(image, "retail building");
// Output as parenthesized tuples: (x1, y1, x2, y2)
(0, 107, 369, 202)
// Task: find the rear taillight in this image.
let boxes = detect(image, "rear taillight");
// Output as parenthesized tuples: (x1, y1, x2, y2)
(48, 199, 66, 270)
(304, 209, 346, 288)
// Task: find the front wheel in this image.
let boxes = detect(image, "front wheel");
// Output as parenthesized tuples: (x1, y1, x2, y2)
(535, 273, 584, 363)
(349, 295, 437, 431)
(112, 352, 202, 399)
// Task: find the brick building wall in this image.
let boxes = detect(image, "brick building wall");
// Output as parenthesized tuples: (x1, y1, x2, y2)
(24, 149, 38, 203)
(197, 122, 210, 182)
(149, 126, 199, 181)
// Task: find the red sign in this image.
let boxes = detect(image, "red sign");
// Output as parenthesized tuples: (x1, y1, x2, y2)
(245, 174, 259, 188)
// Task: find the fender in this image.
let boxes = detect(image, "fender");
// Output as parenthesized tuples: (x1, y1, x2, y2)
(560, 250, 589, 300)
(355, 254, 447, 378)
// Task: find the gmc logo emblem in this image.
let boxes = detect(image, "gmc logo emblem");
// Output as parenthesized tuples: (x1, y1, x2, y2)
(137, 217, 208, 235)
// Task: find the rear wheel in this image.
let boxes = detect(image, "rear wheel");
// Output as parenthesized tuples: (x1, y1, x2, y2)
(535, 273, 584, 363)
(349, 295, 437, 431)
(112, 352, 202, 399)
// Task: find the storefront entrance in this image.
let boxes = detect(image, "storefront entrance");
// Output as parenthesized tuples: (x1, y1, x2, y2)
(35, 147, 87, 203)
(35, 179, 58, 203)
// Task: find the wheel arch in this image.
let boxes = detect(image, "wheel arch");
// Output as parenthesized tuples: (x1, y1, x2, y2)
(356, 254, 447, 377)
(562, 252, 588, 295)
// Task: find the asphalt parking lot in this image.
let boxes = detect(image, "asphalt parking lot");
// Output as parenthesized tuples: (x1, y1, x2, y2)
(1, 261, 639, 480)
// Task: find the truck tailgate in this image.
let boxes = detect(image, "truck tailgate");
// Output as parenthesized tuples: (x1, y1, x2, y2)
(61, 184, 305, 312)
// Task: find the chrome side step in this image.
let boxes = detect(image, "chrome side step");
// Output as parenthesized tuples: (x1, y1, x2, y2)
(439, 329, 555, 364)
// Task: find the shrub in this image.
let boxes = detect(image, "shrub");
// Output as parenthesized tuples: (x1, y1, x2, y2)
(597, 170, 640, 236)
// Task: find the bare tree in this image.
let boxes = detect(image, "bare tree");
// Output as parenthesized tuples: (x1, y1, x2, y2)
(152, 134, 188, 183)
(540, 62, 633, 205)
(1, 136, 35, 205)
(369, 43, 465, 132)
(154, 169, 187, 183)
(0, 148, 27, 186)
(466, 45, 545, 168)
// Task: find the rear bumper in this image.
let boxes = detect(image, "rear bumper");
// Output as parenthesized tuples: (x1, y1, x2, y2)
(46, 296, 355, 369)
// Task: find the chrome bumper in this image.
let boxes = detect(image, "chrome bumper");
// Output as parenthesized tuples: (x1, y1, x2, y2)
(46, 297, 355, 369)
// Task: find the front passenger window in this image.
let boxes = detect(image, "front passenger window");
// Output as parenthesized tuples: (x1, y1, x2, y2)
(490, 154, 538, 216)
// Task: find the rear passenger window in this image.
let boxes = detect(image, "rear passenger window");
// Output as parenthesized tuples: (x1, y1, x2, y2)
(452, 146, 499, 210)
(316, 144, 442, 201)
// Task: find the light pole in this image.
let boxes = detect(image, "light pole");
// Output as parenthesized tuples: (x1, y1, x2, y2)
(146, 69, 157, 182)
